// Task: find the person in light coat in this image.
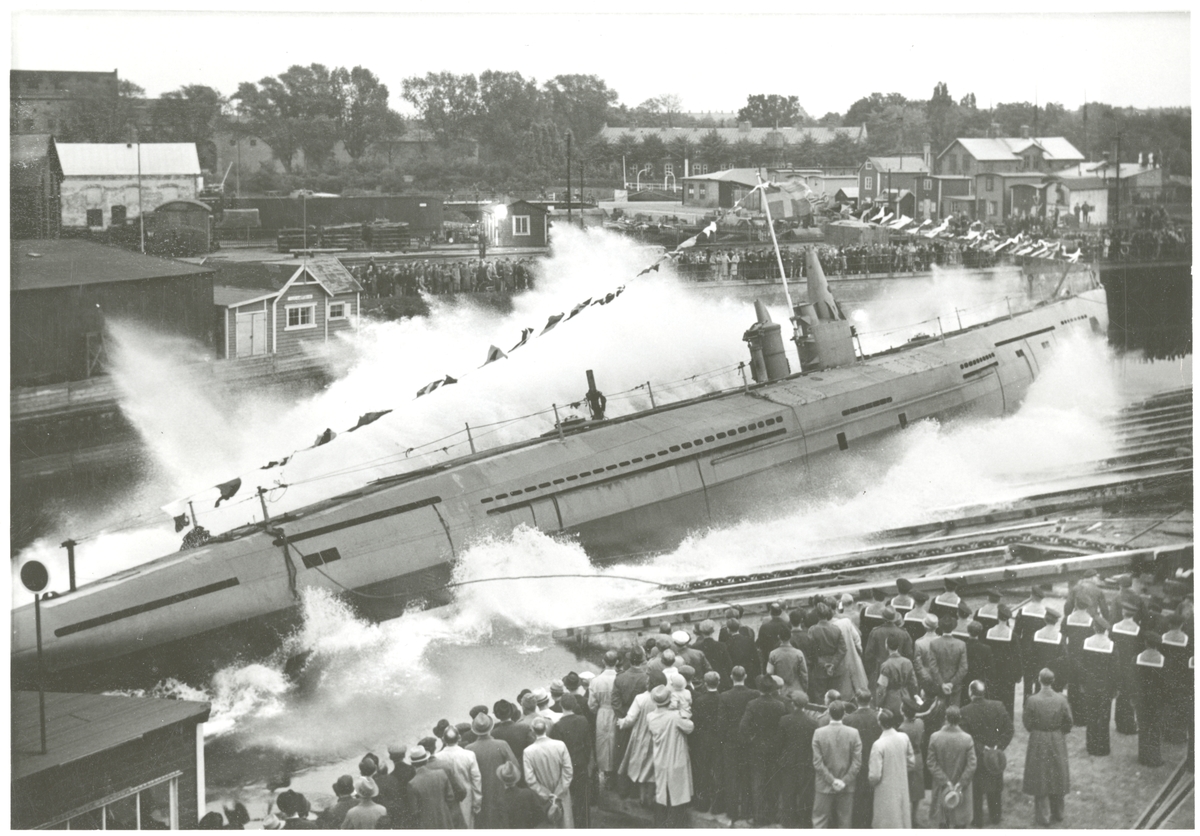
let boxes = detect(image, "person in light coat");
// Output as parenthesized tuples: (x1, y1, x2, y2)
(927, 705, 977, 828)
(833, 594, 870, 696)
(588, 651, 619, 778)
(437, 728, 482, 828)
(869, 709, 915, 828)
(618, 669, 668, 801)
(524, 718, 574, 828)
(646, 684, 696, 826)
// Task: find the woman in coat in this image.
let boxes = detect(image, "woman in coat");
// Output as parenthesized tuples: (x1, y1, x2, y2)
(1022, 669, 1073, 826)
(927, 706, 976, 828)
(869, 709, 915, 828)
(618, 670, 667, 789)
(646, 685, 696, 826)
(899, 702, 926, 827)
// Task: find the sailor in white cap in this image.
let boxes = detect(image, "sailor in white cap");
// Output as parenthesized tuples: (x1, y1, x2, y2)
(673, 628, 713, 679)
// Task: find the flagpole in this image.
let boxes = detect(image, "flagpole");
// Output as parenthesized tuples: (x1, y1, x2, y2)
(755, 175, 795, 317)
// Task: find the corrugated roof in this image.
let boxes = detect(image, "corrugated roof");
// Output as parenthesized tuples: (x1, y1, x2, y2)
(954, 137, 1019, 161)
(155, 199, 212, 213)
(944, 136, 1084, 163)
(214, 285, 277, 307)
(292, 256, 362, 296)
(682, 167, 762, 186)
(12, 691, 210, 781)
(12, 239, 213, 291)
(866, 155, 929, 173)
(596, 125, 866, 145)
(55, 141, 201, 176)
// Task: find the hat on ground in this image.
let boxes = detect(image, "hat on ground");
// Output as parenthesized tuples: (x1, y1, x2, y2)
(897, 578, 913, 594)
(651, 685, 672, 706)
(472, 713, 494, 735)
(497, 762, 521, 787)
(671, 630, 691, 646)
(354, 777, 378, 799)
(408, 746, 430, 765)
(332, 775, 354, 797)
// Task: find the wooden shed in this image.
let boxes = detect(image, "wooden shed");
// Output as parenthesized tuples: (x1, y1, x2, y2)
(489, 200, 550, 248)
(10, 239, 215, 386)
(148, 198, 213, 256)
(12, 691, 210, 829)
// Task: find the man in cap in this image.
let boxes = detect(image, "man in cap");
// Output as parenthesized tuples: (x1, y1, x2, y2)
(588, 651, 619, 783)
(864, 607, 913, 688)
(927, 704, 976, 828)
(548, 679, 567, 713)
(844, 688, 884, 827)
(316, 775, 356, 829)
(1014, 584, 1050, 699)
(985, 604, 1021, 718)
(674, 629, 712, 678)
(647, 683, 697, 826)
(1078, 616, 1117, 756)
(612, 646, 649, 795)
(766, 630, 809, 694)
(1135, 632, 1167, 767)
(1111, 602, 1143, 735)
(467, 712, 519, 829)
(929, 615, 971, 705)
(691, 671, 722, 812)
(890, 578, 916, 615)
(696, 619, 733, 691)
(963, 621, 994, 706)
(974, 589, 1004, 633)
(779, 687, 819, 827)
(438, 727, 482, 827)
(931, 577, 963, 622)
(524, 717, 574, 827)
(1160, 612, 1191, 745)
(1022, 669, 1073, 826)
(419, 737, 468, 827)
(375, 747, 415, 826)
(494, 762, 546, 829)
(492, 700, 536, 775)
(811, 700, 862, 828)
(757, 602, 792, 666)
(903, 590, 933, 644)
(959, 680, 1013, 826)
(1063, 599, 1096, 715)
(551, 694, 593, 828)
(740, 675, 789, 825)
(563, 672, 592, 728)
(515, 692, 540, 734)
(408, 745, 459, 829)
(716, 665, 761, 824)
(860, 588, 889, 650)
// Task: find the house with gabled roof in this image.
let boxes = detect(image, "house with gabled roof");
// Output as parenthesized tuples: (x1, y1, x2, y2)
(214, 257, 362, 360)
(935, 134, 1084, 177)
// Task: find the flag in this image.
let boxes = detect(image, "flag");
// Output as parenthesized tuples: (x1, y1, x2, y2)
(174, 513, 190, 532)
(215, 477, 242, 507)
(483, 345, 507, 365)
(637, 259, 663, 276)
(313, 428, 337, 447)
(566, 299, 591, 321)
(540, 313, 565, 335)
(350, 410, 392, 431)
(260, 455, 290, 469)
(593, 292, 615, 306)
(509, 328, 534, 352)
(416, 375, 458, 398)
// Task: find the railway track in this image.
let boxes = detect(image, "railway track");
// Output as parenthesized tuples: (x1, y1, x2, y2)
(1134, 758, 1194, 829)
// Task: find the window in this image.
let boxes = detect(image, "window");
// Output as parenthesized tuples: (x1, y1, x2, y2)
(111, 205, 126, 225)
(865, 162, 873, 170)
(512, 215, 531, 236)
(328, 301, 347, 320)
(694, 163, 708, 175)
(86, 208, 103, 227)
(924, 178, 933, 191)
(286, 304, 316, 330)
(986, 175, 995, 191)
(45, 774, 179, 829)
(249, 138, 258, 146)
(686, 184, 695, 199)
(664, 162, 673, 175)
(988, 200, 998, 216)
(865, 176, 873, 190)
(699, 184, 707, 199)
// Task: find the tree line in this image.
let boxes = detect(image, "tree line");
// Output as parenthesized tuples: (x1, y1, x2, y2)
(52, 67, 1191, 194)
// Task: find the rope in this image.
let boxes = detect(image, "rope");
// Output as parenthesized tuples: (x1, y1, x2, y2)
(307, 568, 688, 601)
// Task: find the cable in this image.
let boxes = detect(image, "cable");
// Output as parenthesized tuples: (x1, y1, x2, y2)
(309, 566, 687, 601)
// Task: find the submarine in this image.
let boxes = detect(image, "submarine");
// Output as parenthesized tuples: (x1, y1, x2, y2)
(12, 247, 1108, 686)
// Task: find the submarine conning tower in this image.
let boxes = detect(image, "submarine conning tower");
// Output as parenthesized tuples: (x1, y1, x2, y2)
(743, 300, 791, 383)
(794, 246, 856, 372)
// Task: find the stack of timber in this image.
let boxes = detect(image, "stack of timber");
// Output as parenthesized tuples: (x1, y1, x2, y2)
(276, 227, 319, 252)
(320, 223, 363, 249)
(363, 221, 411, 251)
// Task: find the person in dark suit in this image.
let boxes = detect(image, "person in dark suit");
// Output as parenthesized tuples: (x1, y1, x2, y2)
(1022, 669, 1073, 826)
(1014, 585, 1050, 699)
(812, 700, 863, 828)
(722, 617, 762, 682)
(778, 688, 819, 828)
(491, 700, 535, 781)
(691, 671, 722, 812)
(984, 604, 1021, 719)
(843, 688, 883, 828)
(959, 680, 1014, 826)
(757, 601, 792, 667)
(860, 588, 889, 650)
(716, 665, 760, 824)
(963, 621, 995, 705)
(696, 619, 733, 691)
(865, 607, 914, 687)
(929, 615, 970, 704)
(550, 694, 593, 828)
(740, 675, 789, 826)
(809, 604, 847, 702)
(493, 762, 547, 829)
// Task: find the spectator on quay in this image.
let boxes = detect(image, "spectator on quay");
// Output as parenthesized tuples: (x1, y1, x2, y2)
(375, 748, 415, 826)
(494, 761, 547, 829)
(548, 680, 566, 713)
(876, 632, 920, 718)
(690, 671, 722, 813)
(984, 604, 1021, 718)
(421, 736, 468, 828)
(618, 669, 668, 803)
(612, 646, 649, 792)
(1136, 632, 1167, 767)
(844, 688, 884, 828)
(778, 688, 819, 828)
(811, 700, 863, 828)
(928, 615, 970, 704)
(898, 701, 926, 827)
(927, 705, 976, 829)
(1078, 616, 1118, 756)
(869, 708, 915, 828)
(534, 687, 563, 725)
(716, 665, 761, 825)
(767, 632, 809, 694)
(588, 651, 619, 781)
(524, 717, 575, 827)
(757, 601, 792, 664)
(959, 680, 1013, 827)
(809, 604, 847, 703)
(551, 695, 593, 828)
(674, 630, 712, 678)
(905, 592, 935, 646)
(723, 616, 762, 681)
(963, 621, 994, 704)
(860, 588, 889, 650)
(740, 674, 789, 826)
(466, 712, 518, 829)
(647, 683, 697, 827)
(1022, 668, 1073, 826)
(316, 776, 355, 829)
(438, 727, 482, 827)
(695, 619, 733, 691)
(340, 777, 387, 830)
(833, 597, 869, 696)
(865, 607, 913, 687)
(492, 699, 535, 775)
(407, 746, 459, 830)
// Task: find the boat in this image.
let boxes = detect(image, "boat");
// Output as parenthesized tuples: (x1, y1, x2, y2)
(11, 247, 1108, 687)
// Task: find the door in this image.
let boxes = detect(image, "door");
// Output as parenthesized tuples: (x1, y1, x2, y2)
(236, 311, 268, 357)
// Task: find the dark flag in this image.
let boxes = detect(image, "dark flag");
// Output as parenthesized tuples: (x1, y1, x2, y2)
(636, 261, 662, 276)
(509, 328, 534, 352)
(416, 375, 458, 398)
(350, 410, 393, 431)
(215, 478, 242, 507)
(540, 313, 565, 335)
(313, 428, 337, 447)
(566, 299, 592, 320)
(174, 513, 190, 532)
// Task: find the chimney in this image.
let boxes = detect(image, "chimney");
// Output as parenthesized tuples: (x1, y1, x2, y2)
(1020, 124, 1030, 139)
(739, 121, 751, 133)
(923, 141, 931, 169)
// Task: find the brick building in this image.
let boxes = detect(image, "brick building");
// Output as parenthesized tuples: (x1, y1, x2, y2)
(11, 134, 63, 239)
(10, 69, 119, 136)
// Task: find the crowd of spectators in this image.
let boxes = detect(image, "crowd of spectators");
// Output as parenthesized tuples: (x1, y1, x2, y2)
(193, 569, 1190, 830)
(349, 258, 538, 297)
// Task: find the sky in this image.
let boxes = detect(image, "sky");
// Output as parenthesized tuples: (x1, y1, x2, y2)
(9, 5, 1192, 118)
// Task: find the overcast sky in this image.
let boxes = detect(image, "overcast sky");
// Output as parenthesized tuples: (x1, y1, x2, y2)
(10, 5, 1192, 117)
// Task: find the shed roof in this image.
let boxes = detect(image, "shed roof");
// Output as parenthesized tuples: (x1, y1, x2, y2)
(289, 256, 362, 296)
(866, 155, 929, 173)
(509, 199, 549, 214)
(682, 167, 761, 186)
(55, 141, 201, 176)
(11, 239, 213, 291)
(214, 285, 278, 308)
(835, 187, 859, 198)
(155, 199, 212, 213)
(12, 691, 210, 782)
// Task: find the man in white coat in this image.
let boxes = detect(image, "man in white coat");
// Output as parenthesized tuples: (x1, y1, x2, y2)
(589, 650, 619, 782)
(646, 684, 695, 827)
(438, 728, 482, 828)
(524, 717, 574, 828)
(869, 708, 915, 828)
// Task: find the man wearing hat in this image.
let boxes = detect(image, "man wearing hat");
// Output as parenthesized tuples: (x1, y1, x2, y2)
(740, 675, 789, 825)
(494, 761, 546, 829)
(1135, 632, 1167, 767)
(691, 671, 722, 813)
(421, 737, 468, 827)
(492, 700, 536, 773)
(340, 777, 387, 830)
(467, 712, 519, 829)
(975, 589, 1004, 633)
(778, 687, 819, 827)
(890, 578, 916, 616)
(316, 776, 356, 829)
(951, 602, 974, 641)
(408, 746, 458, 829)
(757, 602, 792, 667)
(716, 666, 761, 824)
(534, 687, 563, 726)
(984, 604, 1021, 718)
(1014, 585, 1050, 699)
(833, 599, 869, 698)
(1111, 603, 1143, 735)
(928, 615, 970, 705)
(647, 683, 697, 826)
(525, 717, 574, 827)
(548, 679, 567, 713)
(903, 590, 933, 645)
(696, 619, 733, 692)
(438, 727, 482, 827)
(860, 588, 889, 649)
(588, 652, 619, 783)
(959, 681, 1013, 826)
(375, 748, 415, 826)
(864, 607, 913, 688)
(927, 704, 976, 828)
(722, 615, 762, 681)
(1022, 669, 1073, 826)
(914, 612, 942, 697)
(618, 670, 667, 804)
(551, 695, 593, 828)
(674, 629, 712, 678)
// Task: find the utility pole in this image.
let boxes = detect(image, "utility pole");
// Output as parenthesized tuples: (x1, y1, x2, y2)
(1112, 133, 1122, 238)
(579, 159, 585, 226)
(134, 127, 145, 253)
(566, 131, 572, 227)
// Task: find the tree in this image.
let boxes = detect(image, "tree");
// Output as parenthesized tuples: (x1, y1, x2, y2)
(478, 70, 545, 159)
(737, 94, 802, 127)
(639, 93, 684, 128)
(62, 78, 143, 143)
(696, 129, 729, 168)
(639, 134, 667, 171)
(927, 82, 956, 156)
(666, 134, 692, 174)
(401, 71, 481, 146)
(542, 74, 618, 140)
(147, 85, 225, 170)
(332, 66, 395, 160)
(233, 64, 342, 171)
(817, 111, 843, 127)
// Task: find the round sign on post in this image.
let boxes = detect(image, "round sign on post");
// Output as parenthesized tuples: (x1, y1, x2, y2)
(21, 560, 49, 593)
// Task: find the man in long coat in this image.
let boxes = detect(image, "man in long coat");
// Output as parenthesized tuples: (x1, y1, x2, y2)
(438, 727, 483, 828)
(612, 646, 649, 795)
(869, 709, 915, 828)
(588, 650, 619, 780)
(691, 671, 722, 812)
(407, 746, 458, 830)
(696, 620, 733, 691)
(927, 705, 977, 828)
(778, 688, 819, 827)
(928, 616, 971, 704)
(740, 675, 789, 826)
(959, 680, 1013, 826)
(466, 713, 518, 829)
(843, 689, 883, 828)
(646, 684, 696, 827)
(716, 665, 761, 824)
(524, 718, 574, 828)
(550, 695, 593, 828)
(865, 608, 913, 686)
(811, 700, 862, 828)
(1022, 668, 1073, 826)
(618, 669, 667, 803)
(723, 617, 762, 681)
